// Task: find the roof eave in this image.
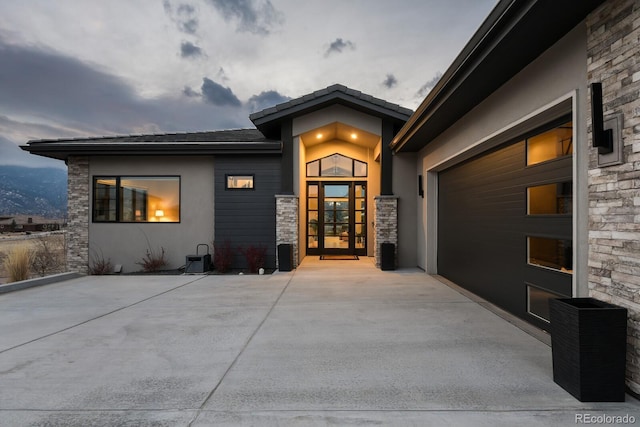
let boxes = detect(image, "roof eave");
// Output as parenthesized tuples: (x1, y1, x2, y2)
(21, 141, 283, 161)
(391, 0, 606, 153)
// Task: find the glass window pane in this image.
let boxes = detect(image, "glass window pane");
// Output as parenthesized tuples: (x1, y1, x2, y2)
(121, 177, 180, 222)
(320, 154, 352, 176)
(528, 237, 572, 273)
(356, 199, 366, 210)
(94, 178, 117, 222)
(226, 175, 254, 189)
(355, 185, 366, 197)
(306, 161, 319, 177)
(324, 225, 338, 237)
(527, 285, 566, 322)
(354, 160, 367, 177)
(528, 182, 572, 215)
(527, 121, 573, 165)
(324, 209, 348, 223)
(308, 184, 318, 197)
(325, 200, 349, 211)
(308, 198, 318, 210)
(93, 177, 180, 222)
(324, 184, 349, 198)
(355, 211, 365, 223)
(120, 187, 147, 222)
(308, 236, 318, 248)
(308, 211, 318, 222)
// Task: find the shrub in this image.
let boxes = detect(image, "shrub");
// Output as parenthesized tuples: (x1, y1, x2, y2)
(89, 248, 113, 275)
(3, 245, 33, 283)
(213, 240, 233, 273)
(136, 246, 168, 272)
(238, 244, 267, 273)
(31, 234, 66, 277)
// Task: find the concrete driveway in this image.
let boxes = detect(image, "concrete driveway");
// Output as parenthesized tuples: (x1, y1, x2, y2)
(1, 257, 638, 426)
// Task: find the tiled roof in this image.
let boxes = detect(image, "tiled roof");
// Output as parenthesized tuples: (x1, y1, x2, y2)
(27, 128, 269, 144)
(249, 84, 413, 123)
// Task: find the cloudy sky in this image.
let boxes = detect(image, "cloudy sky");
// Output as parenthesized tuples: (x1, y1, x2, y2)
(0, 0, 497, 168)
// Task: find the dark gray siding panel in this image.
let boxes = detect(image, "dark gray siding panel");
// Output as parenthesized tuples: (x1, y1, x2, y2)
(214, 155, 281, 270)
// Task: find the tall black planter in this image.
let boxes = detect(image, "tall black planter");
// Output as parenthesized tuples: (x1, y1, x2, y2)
(549, 298, 627, 402)
(381, 243, 395, 271)
(277, 244, 293, 272)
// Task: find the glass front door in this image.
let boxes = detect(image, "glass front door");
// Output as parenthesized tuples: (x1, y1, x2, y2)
(307, 181, 366, 255)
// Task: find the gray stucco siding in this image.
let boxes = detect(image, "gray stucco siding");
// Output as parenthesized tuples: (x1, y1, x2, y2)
(88, 156, 215, 273)
(214, 155, 281, 270)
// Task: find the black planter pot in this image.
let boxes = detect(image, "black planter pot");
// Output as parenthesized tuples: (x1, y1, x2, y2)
(381, 242, 395, 271)
(549, 297, 627, 402)
(277, 244, 293, 272)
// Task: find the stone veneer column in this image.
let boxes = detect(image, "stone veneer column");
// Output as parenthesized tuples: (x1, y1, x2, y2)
(587, 0, 640, 394)
(374, 196, 398, 268)
(275, 195, 298, 269)
(66, 156, 90, 274)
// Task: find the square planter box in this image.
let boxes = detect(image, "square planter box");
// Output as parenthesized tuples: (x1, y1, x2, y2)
(549, 298, 627, 402)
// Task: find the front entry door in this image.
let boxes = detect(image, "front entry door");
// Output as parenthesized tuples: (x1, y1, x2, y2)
(307, 182, 366, 255)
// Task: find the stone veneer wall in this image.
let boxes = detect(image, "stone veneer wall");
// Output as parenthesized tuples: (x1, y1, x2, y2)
(275, 195, 298, 269)
(374, 196, 398, 268)
(586, 0, 640, 394)
(66, 156, 90, 274)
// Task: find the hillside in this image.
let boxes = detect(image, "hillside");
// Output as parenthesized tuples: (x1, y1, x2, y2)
(0, 165, 67, 218)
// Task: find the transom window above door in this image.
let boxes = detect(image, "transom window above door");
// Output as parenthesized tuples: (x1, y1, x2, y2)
(306, 154, 367, 177)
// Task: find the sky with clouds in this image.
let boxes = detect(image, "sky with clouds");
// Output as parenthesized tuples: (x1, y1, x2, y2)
(0, 0, 497, 168)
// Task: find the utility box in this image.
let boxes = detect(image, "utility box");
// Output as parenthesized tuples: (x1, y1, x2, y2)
(185, 244, 212, 274)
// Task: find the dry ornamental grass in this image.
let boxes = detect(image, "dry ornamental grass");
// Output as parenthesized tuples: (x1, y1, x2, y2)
(3, 245, 33, 283)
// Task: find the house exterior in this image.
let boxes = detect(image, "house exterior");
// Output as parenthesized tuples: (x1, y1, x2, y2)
(24, 87, 412, 274)
(24, 0, 640, 395)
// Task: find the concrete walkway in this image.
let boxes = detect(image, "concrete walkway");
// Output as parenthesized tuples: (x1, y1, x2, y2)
(0, 257, 638, 426)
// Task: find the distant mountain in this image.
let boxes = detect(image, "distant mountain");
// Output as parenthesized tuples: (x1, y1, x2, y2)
(0, 135, 65, 169)
(0, 165, 67, 218)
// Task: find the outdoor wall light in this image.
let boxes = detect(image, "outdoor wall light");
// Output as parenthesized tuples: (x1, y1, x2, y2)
(590, 82, 613, 154)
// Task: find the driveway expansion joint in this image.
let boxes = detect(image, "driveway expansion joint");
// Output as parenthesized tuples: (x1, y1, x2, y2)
(0, 275, 207, 356)
(187, 271, 296, 427)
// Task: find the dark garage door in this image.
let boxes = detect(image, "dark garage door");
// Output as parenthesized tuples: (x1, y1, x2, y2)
(438, 119, 573, 330)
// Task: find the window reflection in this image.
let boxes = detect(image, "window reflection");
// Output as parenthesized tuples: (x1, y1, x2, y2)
(321, 154, 352, 176)
(528, 182, 572, 215)
(528, 236, 572, 274)
(527, 285, 566, 322)
(93, 177, 180, 223)
(226, 175, 254, 189)
(306, 154, 368, 177)
(526, 121, 573, 165)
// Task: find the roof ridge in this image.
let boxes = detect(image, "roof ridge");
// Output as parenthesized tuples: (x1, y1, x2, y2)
(249, 83, 413, 124)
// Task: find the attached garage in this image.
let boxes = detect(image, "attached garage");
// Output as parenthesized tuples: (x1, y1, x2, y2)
(437, 118, 574, 329)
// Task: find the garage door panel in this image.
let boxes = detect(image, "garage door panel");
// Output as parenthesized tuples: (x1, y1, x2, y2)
(438, 125, 573, 329)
